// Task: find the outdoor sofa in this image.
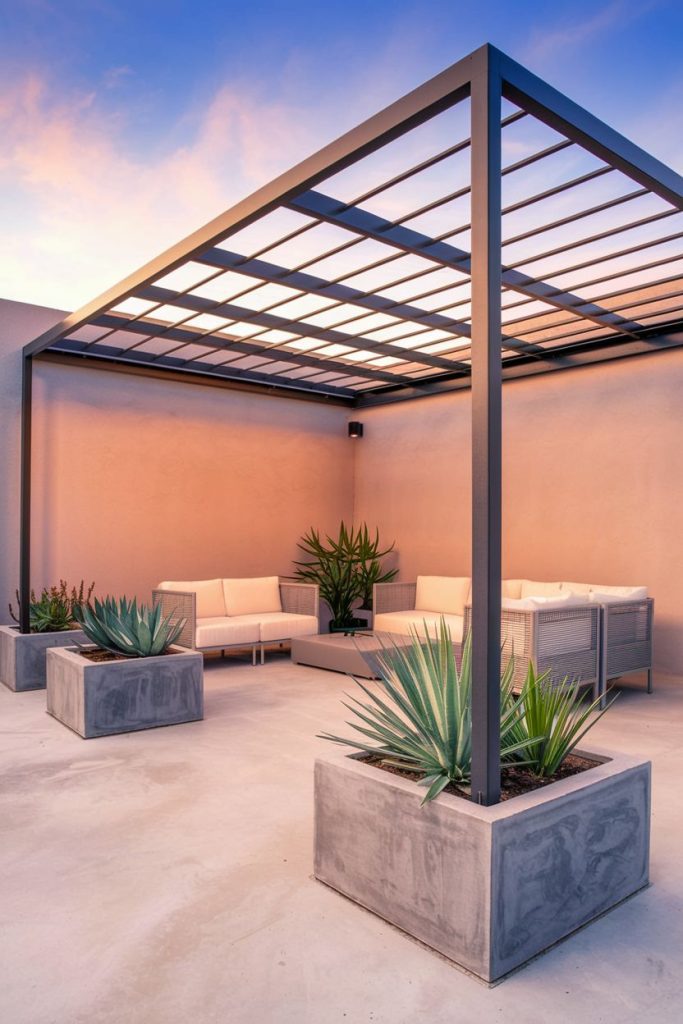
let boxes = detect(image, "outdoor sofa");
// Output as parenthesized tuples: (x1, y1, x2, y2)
(374, 576, 653, 701)
(153, 577, 319, 664)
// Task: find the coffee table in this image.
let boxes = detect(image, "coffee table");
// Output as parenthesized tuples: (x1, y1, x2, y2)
(290, 631, 413, 679)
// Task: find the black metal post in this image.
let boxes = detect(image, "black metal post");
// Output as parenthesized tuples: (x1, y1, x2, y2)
(470, 51, 503, 806)
(19, 354, 33, 633)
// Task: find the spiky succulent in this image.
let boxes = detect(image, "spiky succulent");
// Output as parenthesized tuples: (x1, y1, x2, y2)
(74, 596, 186, 658)
(10, 580, 95, 633)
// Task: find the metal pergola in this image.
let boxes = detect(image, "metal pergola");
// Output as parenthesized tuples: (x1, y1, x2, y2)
(20, 44, 683, 803)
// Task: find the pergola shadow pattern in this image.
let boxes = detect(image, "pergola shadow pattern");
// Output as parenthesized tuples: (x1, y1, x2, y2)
(19, 45, 683, 803)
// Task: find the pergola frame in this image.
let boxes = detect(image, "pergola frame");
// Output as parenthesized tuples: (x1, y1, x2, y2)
(19, 44, 683, 804)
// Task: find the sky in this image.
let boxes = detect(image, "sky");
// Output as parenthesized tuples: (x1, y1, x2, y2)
(1, 0, 683, 312)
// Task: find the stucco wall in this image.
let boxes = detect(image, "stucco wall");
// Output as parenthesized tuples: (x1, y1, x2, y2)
(354, 353, 683, 672)
(0, 298, 353, 618)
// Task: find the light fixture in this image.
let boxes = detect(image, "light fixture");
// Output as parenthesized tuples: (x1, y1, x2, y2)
(348, 421, 364, 439)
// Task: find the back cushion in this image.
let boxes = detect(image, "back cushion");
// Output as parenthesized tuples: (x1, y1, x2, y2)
(223, 577, 282, 616)
(561, 581, 593, 595)
(520, 580, 564, 598)
(415, 576, 471, 616)
(590, 584, 648, 600)
(502, 579, 524, 599)
(158, 579, 226, 618)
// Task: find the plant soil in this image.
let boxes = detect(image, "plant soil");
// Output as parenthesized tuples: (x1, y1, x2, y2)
(362, 752, 602, 802)
(78, 648, 176, 663)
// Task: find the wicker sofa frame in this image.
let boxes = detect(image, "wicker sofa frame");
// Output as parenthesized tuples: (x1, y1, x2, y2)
(600, 598, 654, 701)
(374, 581, 601, 699)
(153, 580, 319, 665)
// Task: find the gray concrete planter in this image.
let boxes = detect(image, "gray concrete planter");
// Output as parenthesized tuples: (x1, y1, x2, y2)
(46, 645, 203, 738)
(0, 624, 86, 692)
(315, 749, 650, 983)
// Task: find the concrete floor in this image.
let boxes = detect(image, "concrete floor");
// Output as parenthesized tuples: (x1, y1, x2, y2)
(1, 654, 682, 1024)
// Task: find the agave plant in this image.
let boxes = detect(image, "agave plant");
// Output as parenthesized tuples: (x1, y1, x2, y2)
(74, 596, 186, 658)
(320, 623, 531, 804)
(504, 663, 615, 778)
(10, 580, 95, 633)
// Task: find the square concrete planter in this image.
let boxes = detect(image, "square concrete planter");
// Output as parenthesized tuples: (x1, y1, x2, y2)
(315, 749, 650, 983)
(0, 624, 86, 692)
(46, 645, 203, 738)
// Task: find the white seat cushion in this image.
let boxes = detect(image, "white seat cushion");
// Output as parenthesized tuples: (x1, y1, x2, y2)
(195, 616, 260, 648)
(589, 588, 648, 604)
(257, 612, 319, 642)
(158, 579, 226, 618)
(415, 576, 471, 616)
(374, 610, 464, 643)
(519, 580, 564, 598)
(222, 577, 282, 616)
(502, 594, 589, 611)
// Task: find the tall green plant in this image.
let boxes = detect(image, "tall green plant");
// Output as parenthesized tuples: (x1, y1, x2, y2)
(354, 523, 397, 609)
(9, 580, 95, 633)
(503, 663, 615, 777)
(74, 596, 186, 658)
(320, 624, 531, 803)
(293, 521, 396, 626)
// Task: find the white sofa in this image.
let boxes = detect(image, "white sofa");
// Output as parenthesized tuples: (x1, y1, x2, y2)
(153, 577, 319, 664)
(374, 576, 653, 701)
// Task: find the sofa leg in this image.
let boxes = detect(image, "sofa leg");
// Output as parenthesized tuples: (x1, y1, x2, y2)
(252, 646, 256, 667)
(647, 668, 653, 693)
(261, 645, 265, 666)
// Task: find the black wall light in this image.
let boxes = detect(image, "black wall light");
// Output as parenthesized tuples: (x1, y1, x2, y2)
(348, 421, 364, 439)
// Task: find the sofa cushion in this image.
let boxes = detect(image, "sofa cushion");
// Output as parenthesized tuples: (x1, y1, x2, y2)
(589, 584, 648, 600)
(374, 610, 464, 643)
(502, 579, 524, 599)
(502, 594, 588, 611)
(560, 581, 593, 596)
(519, 580, 564, 598)
(258, 613, 318, 642)
(222, 577, 282, 616)
(589, 587, 648, 604)
(158, 579, 226, 618)
(415, 576, 471, 616)
(195, 616, 260, 648)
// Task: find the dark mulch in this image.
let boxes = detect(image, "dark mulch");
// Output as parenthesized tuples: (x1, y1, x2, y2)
(78, 648, 176, 663)
(362, 752, 602, 802)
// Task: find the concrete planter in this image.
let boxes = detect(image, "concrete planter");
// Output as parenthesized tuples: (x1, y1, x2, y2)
(0, 624, 86, 692)
(315, 749, 650, 983)
(46, 645, 203, 738)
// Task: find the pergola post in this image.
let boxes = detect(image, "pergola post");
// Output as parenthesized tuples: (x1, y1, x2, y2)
(469, 50, 503, 806)
(19, 354, 33, 634)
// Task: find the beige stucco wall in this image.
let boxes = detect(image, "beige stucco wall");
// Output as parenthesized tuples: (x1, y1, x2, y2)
(354, 353, 683, 672)
(0, 298, 352, 618)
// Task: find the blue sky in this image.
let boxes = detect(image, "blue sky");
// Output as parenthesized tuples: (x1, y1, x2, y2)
(2, 0, 682, 310)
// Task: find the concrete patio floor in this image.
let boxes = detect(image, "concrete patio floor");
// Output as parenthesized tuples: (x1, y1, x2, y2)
(1, 654, 681, 1023)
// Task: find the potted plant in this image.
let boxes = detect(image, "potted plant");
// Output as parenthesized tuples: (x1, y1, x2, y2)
(354, 524, 397, 621)
(314, 624, 651, 982)
(0, 580, 94, 692)
(46, 596, 203, 738)
(293, 522, 396, 632)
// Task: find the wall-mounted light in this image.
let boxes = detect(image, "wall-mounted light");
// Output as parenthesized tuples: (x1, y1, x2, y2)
(348, 421, 364, 439)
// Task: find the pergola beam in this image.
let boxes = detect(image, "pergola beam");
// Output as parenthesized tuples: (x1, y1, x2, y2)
(288, 190, 646, 338)
(498, 48, 683, 211)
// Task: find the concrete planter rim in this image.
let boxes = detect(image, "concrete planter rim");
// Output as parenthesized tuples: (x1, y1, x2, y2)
(48, 643, 193, 665)
(319, 745, 645, 819)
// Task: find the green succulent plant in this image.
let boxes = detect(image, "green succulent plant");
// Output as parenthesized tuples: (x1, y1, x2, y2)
(502, 662, 615, 778)
(74, 596, 186, 658)
(293, 521, 396, 627)
(320, 622, 531, 804)
(10, 580, 95, 633)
